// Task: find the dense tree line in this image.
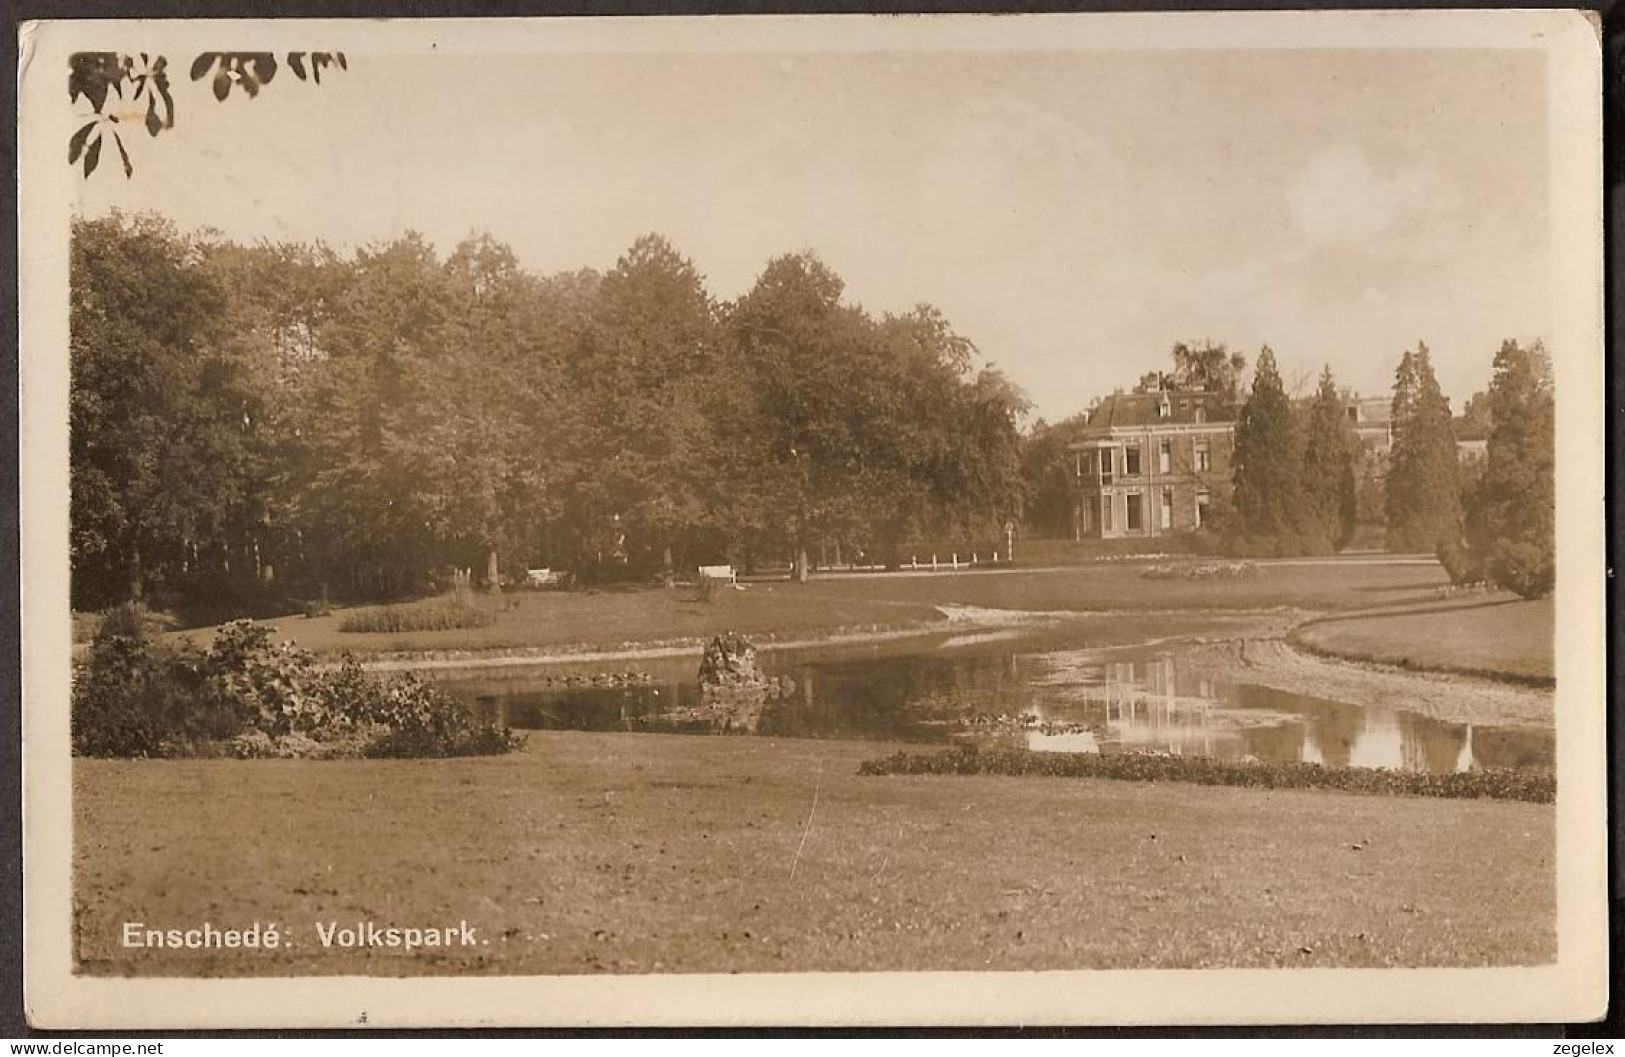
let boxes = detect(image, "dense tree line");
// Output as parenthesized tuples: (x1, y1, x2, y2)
(1222, 335, 1554, 598)
(70, 213, 1026, 612)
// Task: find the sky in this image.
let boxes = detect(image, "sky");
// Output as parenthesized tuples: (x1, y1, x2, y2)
(72, 35, 1553, 422)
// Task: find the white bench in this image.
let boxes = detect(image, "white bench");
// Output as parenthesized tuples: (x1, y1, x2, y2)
(526, 567, 565, 587)
(697, 564, 737, 584)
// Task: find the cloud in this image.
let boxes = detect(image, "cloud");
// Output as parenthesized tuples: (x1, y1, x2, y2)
(1285, 143, 1461, 254)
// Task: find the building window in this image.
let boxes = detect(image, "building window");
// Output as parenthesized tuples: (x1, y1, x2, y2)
(1099, 450, 1113, 485)
(1160, 487, 1173, 530)
(1196, 489, 1211, 528)
(1102, 495, 1113, 533)
(1195, 406, 1207, 424)
(1158, 439, 1171, 474)
(1195, 439, 1211, 472)
(1125, 445, 1141, 477)
(1126, 493, 1143, 531)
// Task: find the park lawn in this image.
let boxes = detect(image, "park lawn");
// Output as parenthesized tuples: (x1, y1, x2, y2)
(214, 580, 948, 658)
(211, 560, 1452, 659)
(1292, 594, 1555, 684)
(74, 731, 1554, 976)
(793, 559, 1446, 613)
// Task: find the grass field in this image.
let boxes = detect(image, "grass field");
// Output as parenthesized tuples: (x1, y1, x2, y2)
(1292, 594, 1555, 684)
(73, 731, 1555, 976)
(194, 559, 1455, 660)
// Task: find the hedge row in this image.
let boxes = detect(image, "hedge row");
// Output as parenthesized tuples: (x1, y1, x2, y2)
(857, 746, 1554, 803)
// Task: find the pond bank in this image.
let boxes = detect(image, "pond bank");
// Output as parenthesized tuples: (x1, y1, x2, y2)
(345, 606, 1302, 674)
(346, 618, 950, 673)
(1178, 639, 1553, 731)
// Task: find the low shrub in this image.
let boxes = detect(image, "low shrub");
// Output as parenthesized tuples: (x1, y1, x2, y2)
(358, 679, 526, 758)
(72, 617, 521, 759)
(1436, 537, 1487, 587)
(152, 575, 321, 629)
(858, 746, 1554, 804)
(1218, 533, 1266, 559)
(71, 634, 220, 757)
(338, 596, 495, 634)
(297, 596, 334, 619)
(202, 621, 332, 738)
(318, 659, 524, 758)
(1485, 539, 1555, 601)
(228, 729, 365, 760)
(92, 602, 178, 643)
(1220, 533, 1338, 559)
(1291, 533, 1337, 558)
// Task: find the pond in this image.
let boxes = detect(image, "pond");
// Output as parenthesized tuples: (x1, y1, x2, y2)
(437, 631, 1553, 775)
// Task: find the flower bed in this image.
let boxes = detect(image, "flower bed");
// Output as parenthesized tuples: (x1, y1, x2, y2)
(1142, 560, 1260, 581)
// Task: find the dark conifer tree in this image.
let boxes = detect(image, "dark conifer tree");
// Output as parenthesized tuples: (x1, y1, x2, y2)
(1229, 346, 1304, 551)
(1299, 365, 1359, 551)
(1385, 342, 1461, 552)
(1465, 340, 1555, 598)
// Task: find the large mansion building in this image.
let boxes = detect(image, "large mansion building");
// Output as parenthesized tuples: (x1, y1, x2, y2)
(1066, 391, 1235, 540)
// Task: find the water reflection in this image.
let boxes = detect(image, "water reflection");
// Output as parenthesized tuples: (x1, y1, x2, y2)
(444, 639, 1552, 775)
(1020, 654, 1543, 774)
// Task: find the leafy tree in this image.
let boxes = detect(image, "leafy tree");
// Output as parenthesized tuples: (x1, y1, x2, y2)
(1020, 414, 1091, 538)
(413, 235, 570, 588)
(1228, 346, 1304, 551)
(1131, 341, 1247, 406)
(924, 364, 1027, 551)
(722, 253, 888, 581)
(69, 212, 263, 607)
(1455, 388, 1493, 442)
(865, 307, 1026, 565)
(1463, 341, 1555, 598)
(196, 238, 351, 589)
(559, 234, 719, 580)
(719, 259, 1025, 580)
(1170, 340, 1248, 407)
(288, 233, 455, 597)
(1385, 342, 1461, 552)
(1299, 365, 1359, 551)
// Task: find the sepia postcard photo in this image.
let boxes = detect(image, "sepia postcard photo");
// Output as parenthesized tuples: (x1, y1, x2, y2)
(16, 11, 1608, 1029)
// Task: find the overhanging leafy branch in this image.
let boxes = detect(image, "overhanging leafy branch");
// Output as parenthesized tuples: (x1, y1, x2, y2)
(69, 50, 347, 178)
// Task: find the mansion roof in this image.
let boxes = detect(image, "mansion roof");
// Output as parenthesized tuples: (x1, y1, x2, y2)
(1079, 391, 1238, 433)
